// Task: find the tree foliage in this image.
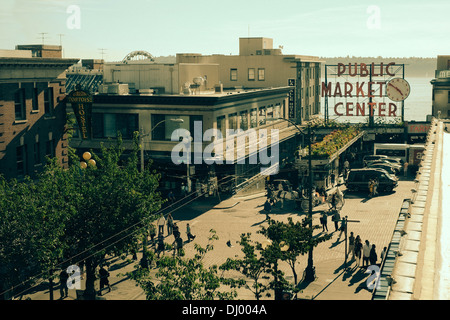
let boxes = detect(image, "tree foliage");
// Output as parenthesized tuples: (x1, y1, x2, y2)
(0, 133, 163, 299)
(130, 230, 239, 300)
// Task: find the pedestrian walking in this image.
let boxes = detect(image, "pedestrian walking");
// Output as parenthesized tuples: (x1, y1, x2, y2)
(98, 265, 111, 296)
(173, 223, 180, 239)
(368, 179, 374, 198)
(332, 210, 341, 232)
(363, 240, 372, 267)
(156, 233, 165, 258)
(320, 212, 328, 232)
(330, 193, 337, 210)
(168, 190, 175, 203)
(59, 268, 69, 299)
(264, 199, 272, 220)
(338, 216, 347, 239)
(186, 223, 196, 242)
(149, 224, 156, 246)
(373, 178, 379, 197)
(380, 246, 387, 264)
(403, 162, 409, 177)
(354, 235, 362, 267)
(158, 214, 165, 235)
(173, 235, 184, 257)
(167, 213, 174, 235)
(348, 232, 355, 260)
(369, 244, 378, 266)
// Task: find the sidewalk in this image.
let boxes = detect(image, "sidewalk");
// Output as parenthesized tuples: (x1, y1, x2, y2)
(24, 176, 414, 300)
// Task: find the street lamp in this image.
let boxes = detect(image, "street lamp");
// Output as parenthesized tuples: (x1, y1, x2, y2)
(80, 151, 96, 169)
(267, 117, 316, 282)
(139, 118, 184, 172)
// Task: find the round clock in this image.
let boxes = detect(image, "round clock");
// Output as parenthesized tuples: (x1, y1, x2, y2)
(386, 78, 410, 102)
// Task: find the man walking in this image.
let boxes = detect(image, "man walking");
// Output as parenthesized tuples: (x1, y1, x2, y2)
(98, 265, 111, 296)
(158, 214, 166, 236)
(186, 223, 196, 242)
(332, 210, 341, 232)
(363, 240, 372, 267)
(320, 212, 328, 232)
(59, 268, 69, 299)
(348, 232, 355, 260)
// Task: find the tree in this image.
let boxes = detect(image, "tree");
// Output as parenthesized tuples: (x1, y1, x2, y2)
(61, 133, 163, 299)
(220, 233, 271, 300)
(131, 230, 238, 300)
(260, 217, 331, 288)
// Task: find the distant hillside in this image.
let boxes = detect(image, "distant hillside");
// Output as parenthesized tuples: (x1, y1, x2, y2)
(320, 57, 436, 78)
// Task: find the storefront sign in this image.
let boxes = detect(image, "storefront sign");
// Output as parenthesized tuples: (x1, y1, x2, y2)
(288, 79, 295, 119)
(67, 89, 93, 139)
(322, 63, 408, 117)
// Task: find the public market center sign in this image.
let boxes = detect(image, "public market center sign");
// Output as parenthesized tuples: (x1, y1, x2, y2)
(322, 62, 410, 117)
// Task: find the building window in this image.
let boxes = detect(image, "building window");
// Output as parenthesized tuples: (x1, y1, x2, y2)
(274, 104, 281, 120)
(258, 68, 265, 81)
(217, 115, 226, 138)
(250, 108, 257, 128)
(34, 142, 41, 164)
(151, 114, 195, 141)
(32, 86, 39, 111)
(230, 68, 238, 81)
(228, 113, 238, 131)
(448, 91, 450, 103)
(248, 68, 255, 81)
(16, 145, 27, 176)
(259, 106, 266, 126)
(93, 113, 139, 140)
(240, 110, 248, 131)
(14, 88, 26, 120)
(44, 86, 54, 115)
(46, 139, 55, 159)
(266, 105, 274, 122)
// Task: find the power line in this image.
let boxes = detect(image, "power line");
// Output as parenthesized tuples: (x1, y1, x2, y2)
(1, 164, 262, 299)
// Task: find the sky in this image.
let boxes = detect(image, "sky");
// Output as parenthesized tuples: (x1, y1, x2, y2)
(1, 0, 449, 62)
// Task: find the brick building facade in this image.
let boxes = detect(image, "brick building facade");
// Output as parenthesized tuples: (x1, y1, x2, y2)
(0, 46, 78, 179)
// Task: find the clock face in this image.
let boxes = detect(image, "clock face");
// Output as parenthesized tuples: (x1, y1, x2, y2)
(386, 78, 410, 102)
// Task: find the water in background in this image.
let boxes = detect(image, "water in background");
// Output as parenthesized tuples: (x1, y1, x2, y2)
(320, 77, 433, 123)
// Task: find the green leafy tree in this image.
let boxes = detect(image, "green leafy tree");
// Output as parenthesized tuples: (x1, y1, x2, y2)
(260, 217, 331, 288)
(220, 233, 271, 300)
(131, 230, 238, 300)
(61, 133, 163, 299)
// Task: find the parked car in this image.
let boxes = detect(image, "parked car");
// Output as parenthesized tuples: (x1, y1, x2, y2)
(363, 155, 388, 166)
(346, 168, 398, 193)
(367, 163, 398, 176)
(365, 160, 402, 173)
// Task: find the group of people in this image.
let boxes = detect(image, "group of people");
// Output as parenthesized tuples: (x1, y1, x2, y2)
(154, 213, 196, 258)
(319, 209, 347, 237)
(58, 264, 111, 299)
(319, 209, 387, 269)
(348, 234, 387, 268)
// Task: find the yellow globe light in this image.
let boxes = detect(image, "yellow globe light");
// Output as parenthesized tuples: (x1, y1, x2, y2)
(83, 152, 91, 161)
(88, 159, 96, 167)
(80, 161, 88, 169)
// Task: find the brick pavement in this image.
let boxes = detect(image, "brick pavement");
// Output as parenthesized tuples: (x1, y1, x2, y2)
(24, 177, 414, 300)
